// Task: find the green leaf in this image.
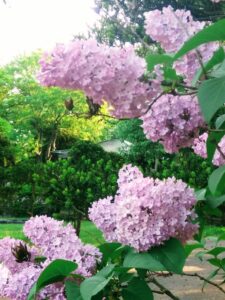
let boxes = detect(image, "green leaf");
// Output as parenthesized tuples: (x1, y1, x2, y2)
(99, 243, 122, 263)
(96, 264, 115, 278)
(216, 114, 225, 129)
(65, 280, 82, 300)
(195, 189, 206, 201)
(124, 239, 185, 274)
(207, 247, 225, 257)
(202, 269, 219, 291)
(198, 76, 225, 123)
(175, 19, 225, 60)
(185, 243, 203, 257)
(211, 59, 225, 78)
(163, 66, 180, 81)
(118, 271, 135, 283)
(99, 243, 130, 264)
(207, 194, 225, 208)
(80, 275, 112, 300)
(123, 251, 165, 271)
(208, 165, 225, 196)
(205, 48, 225, 74)
(206, 131, 225, 162)
(149, 238, 186, 274)
(193, 47, 225, 85)
(27, 259, 77, 300)
(122, 277, 153, 300)
(207, 258, 222, 268)
(217, 232, 225, 243)
(146, 53, 173, 71)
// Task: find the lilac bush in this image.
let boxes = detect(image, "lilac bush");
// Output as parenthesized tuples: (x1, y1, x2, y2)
(141, 95, 205, 153)
(0, 216, 101, 299)
(38, 40, 161, 118)
(145, 6, 218, 83)
(89, 165, 198, 252)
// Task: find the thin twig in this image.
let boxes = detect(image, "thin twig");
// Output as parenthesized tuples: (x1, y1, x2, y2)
(143, 91, 166, 115)
(209, 129, 225, 133)
(171, 91, 197, 96)
(96, 113, 129, 121)
(152, 290, 164, 294)
(175, 83, 198, 90)
(151, 278, 180, 300)
(183, 273, 225, 295)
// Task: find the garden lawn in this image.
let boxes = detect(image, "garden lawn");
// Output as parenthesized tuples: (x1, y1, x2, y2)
(0, 220, 105, 246)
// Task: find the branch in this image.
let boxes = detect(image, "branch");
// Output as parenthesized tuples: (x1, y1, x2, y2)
(162, 81, 198, 91)
(151, 278, 180, 300)
(183, 273, 225, 295)
(175, 83, 198, 91)
(143, 91, 165, 115)
(208, 129, 225, 133)
(151, 289, 164, 294)
(171, 91, 197, 96)
(96, 113, 129, 121)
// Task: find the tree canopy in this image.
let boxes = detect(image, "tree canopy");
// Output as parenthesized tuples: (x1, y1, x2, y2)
(0, 53, 111, 163)
(93, 0, 225, 45)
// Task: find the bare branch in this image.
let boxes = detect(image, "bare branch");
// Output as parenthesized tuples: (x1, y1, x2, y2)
(183, 272, 225, 295)
(151, 278, 180, 300)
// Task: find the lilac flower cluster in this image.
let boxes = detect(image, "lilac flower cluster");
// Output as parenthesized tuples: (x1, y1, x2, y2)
(0, 216, 101, 300)
(141, 95, 204, 153)
(89, 165, 198, 252)
(193, 132, 225, 166)
(38, 39, 161, 118)
(145, 6, 218, 83)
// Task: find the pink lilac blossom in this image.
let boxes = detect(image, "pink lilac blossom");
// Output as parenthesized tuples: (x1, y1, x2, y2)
(89, 165, 198, 252)
(141, 94, 205, 153)
(193, 132, 225, 166)
(144, 6, 218, 83)
(1, 265, 65, 300)
(0, 237, 38, 273)
(0, 216, 101, 300)
(88, 196, 117, 242)
(24, 215, 101, 277)
(38, 39, 162, 118)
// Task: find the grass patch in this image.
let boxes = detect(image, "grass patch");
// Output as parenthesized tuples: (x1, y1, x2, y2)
(0, 220, 105, 246)
(0, 223, 25, 240)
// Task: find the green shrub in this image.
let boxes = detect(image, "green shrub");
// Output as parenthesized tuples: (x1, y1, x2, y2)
(33, 140, 125, 234)
(113, 119, 214, 188)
